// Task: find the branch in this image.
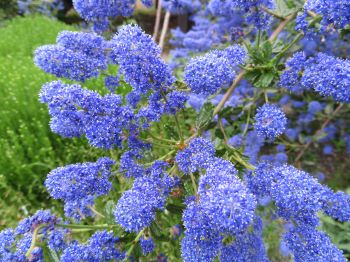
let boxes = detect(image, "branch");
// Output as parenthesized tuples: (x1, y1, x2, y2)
(153, 0, 162, 40)
(159, 11, 171, 50)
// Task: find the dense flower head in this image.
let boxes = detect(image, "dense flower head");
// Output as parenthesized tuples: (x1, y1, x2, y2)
(73, 0, 136, 21)
(34, 31, 107, 82)
(0, 229, 18, 261)
(322, 189, 350, 222)
(40, 81, 133, 148)
(16, 210, 58, 235)
(200, 181, 257, 235)
(110, 24, 174, 101)
(249, 163, 350, 226)
(279, 52, 310, 93)
(254, 104, 287, 140)
(208, 0, 274, 29)
(136, 90, 188, 124)
(198, 157, 238, 195)
(45, 157, 115, 219)
(302, 53, 350, 103)
(304, 0, 350, 30)
(140, 236, 155, 255)
(220, 217, 269, 262)
(48, 229, 68, 252)
(184, 45, 246, 96)
(283, 226, 346, 262)
(0, 211, 67, 261)
(60, 231, 124, 261)
(162, 0, 201, 14)
(181, 231, 222, 262)
(175, 138, 216, 173)
(280, 52, 350, 103)
(64, 196, 95, 221)
(270, 165, 325, 225)
(114, 161, 175, 232)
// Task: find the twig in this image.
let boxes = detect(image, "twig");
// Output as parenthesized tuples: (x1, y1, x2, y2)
(88, 205, 105, 218)
(295, 104, 344, 162)
(26, 225, 46, 259)
(213, 71, 246, 116)
(153, 0, 162, 40)
(262, 6, 286, 20)
(125, 228, 146, 259)
(189, 172, 198, 194)
(269, 12, 297, 42)
(159, 11, 171, 50)
(218, 119, 229, 144)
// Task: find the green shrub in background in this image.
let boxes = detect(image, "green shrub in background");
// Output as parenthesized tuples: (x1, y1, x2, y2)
(0, 0, 18, 22)
(0, 16, 103, 229)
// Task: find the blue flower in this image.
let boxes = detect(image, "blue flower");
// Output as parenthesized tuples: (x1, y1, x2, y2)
(184, 46, 246, 96)
(162, 0, 201, 14)
(140, 237, 155, 255)
(34, 31, 107, 82)
(110, 24, 174, 101)
(284, 226, 346, 262)
(254, 104, 287, 141)
(114, 162, 175, 232)
(45, 158, 115, 219)
(220, 217, 269, 262)
(175, 138, 216, 174)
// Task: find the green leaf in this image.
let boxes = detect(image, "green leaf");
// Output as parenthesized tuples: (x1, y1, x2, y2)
(218, 106, 243, 119)
(166, 203, 185, 213)
(183, 180, 195, 196)
(163, 124, 179, 140)
(104, 200, 115, 225)
(254, 71, 276, 88)
(196, 102, 215, 130)
(42, 245, 60, 262)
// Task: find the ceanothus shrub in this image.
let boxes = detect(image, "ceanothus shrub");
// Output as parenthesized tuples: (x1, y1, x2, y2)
(1, 0, 350, 261)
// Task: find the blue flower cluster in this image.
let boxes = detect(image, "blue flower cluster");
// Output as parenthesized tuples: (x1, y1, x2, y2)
(254, 103, 287, 141)
(39, 80, 133, 148)
(110, 24, 175, 103)
(72, 0, 153, 32)
(0, 210, 65, 261)
(220, 217, 269, 262)
(280, 52, 350, 103)
(114, 161, 175, 232)
(304, 0, 350, 30)
(60, 230, 124, 261)
(184, 45, 246, 96)
(140, 236, 155, 255)
(208, 0, 275, 29)
(178, 138, 259, 261)
(283, 226, 345, 262)
(247, 163, 350, 260)
(162, 0, 201, 14)
(45, 157, 115, 220)
(35, 31, 107, 82)
(169, 11, 244, 66)
(176, 138, 216, 173)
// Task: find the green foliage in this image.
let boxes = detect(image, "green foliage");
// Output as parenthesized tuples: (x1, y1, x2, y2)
(0, 16, 103, 229)
(321, 211, 350, 260)
(0, 0, 18, 22)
